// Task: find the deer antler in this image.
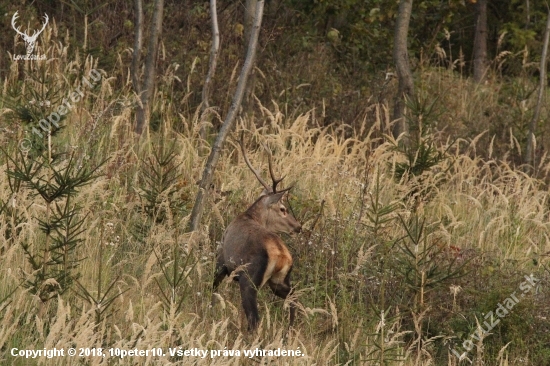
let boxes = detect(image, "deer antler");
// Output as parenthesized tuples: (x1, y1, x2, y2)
(261, 142, 286, 193)
(239, 132, 291, 194)
(11, 12, 26, 38)
(11, 12, 48, 41)
(239, 132, 271, 193)
(33, 14, 49, 38)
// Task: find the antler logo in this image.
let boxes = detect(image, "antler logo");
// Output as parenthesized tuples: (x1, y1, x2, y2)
(11, 11, 49, 59)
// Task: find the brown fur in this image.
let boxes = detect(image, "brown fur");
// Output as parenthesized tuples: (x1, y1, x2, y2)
(212, 192, 301, 331)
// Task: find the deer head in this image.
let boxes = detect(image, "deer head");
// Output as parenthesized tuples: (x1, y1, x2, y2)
(212, 133, 301, 331)
(12, 11, 49, 56)
(238, 132, 302, 234)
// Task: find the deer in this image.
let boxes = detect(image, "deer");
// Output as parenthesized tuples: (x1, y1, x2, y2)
(212, 135, 302, 331)
(11, 11, 49, 57)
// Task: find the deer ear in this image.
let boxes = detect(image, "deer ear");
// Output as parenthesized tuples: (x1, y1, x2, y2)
(264, 191, 285, 205)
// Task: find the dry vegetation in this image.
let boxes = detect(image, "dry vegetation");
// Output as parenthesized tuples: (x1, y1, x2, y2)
(1, 22, 550, 366)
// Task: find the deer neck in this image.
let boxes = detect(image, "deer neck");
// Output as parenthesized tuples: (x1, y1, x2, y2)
(244, 200, 269, 228)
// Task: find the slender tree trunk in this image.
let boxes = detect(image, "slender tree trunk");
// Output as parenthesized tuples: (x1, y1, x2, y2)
(473, 0, 487, 83)
(242, 0, 259, 111)
(392, 0, 414, 140)
(525, 9, 550, 167)
(131, 0, 143, 96)
(244, 0, 258, 44)
(200, 0, 220, 138)
(202, 0, 220, 111)
(135, 0, 164, 135)
(188, 0, 265, 232)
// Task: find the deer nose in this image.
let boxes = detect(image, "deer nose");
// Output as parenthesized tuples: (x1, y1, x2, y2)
(294, 224, 302, 233)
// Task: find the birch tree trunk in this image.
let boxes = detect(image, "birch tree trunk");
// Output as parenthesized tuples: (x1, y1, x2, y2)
(525, 9, 550, 167)
(131, 0, 143, 96)
(392, 0, 414, 140)
(135, 0, 164, 135)
(188, 0, 265, 232)
(202, 0, 220, 113)
(200, 0, 220, 138)
(473, 0, 487, 83)
(242, 0, 259, 112)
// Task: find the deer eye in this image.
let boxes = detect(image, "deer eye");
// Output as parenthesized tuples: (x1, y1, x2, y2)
(280, 207, 286, 213)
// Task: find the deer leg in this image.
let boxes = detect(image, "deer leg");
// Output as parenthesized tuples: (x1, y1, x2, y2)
(239, 276, 260, 331)
(238, 257, 267, 331)
(212, 265, 228, 290)
(213, 253, 229, 291)
(268, 268, 295, 327)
